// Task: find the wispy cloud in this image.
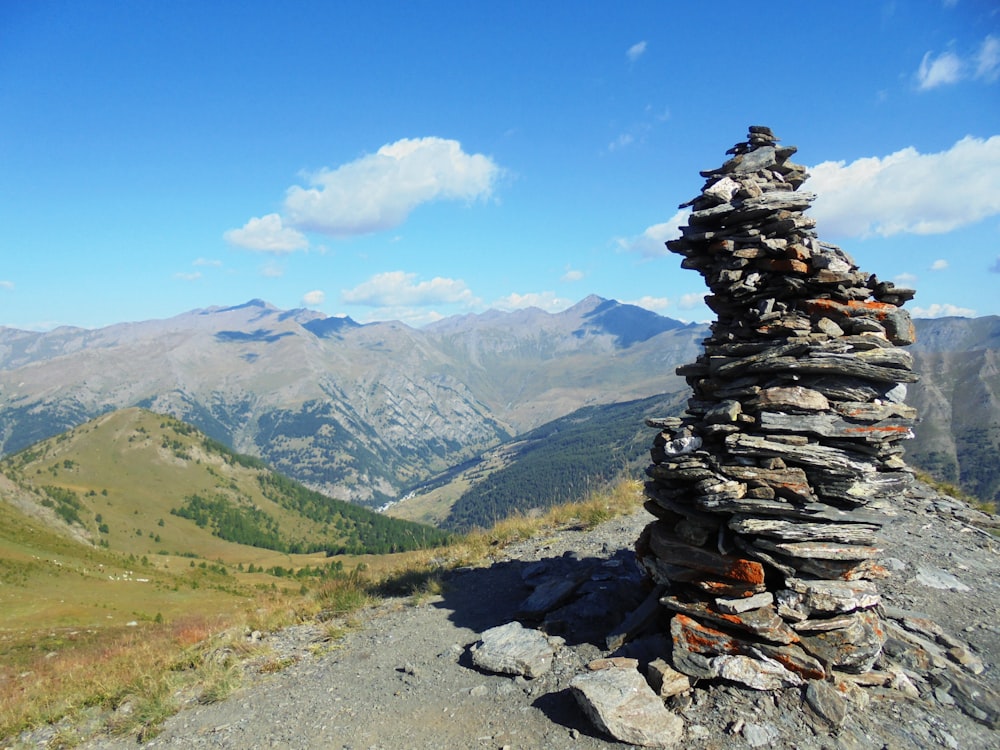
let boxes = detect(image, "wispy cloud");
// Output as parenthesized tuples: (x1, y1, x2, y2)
(342, 270, 478, 307)
(626, 41, 647, 63)
(916, 35, 1000, 89)
(930, 259, 949, 271)
(492, 291, 571, 312)
(193, 257, 222, 267)
(562, 267, 585, 282)
(224, 213, 308, 253)
(917, 50, 963, 89)
(0, 280, 13, 290)
(260, 263, 285, 278)
(609, 133, 635, 151)
(173, 271, 202, 282)
(977, 35, 1000, 81)
(615, 209, 690, 257)
(911, 302, 976, 318)
(301, 290, 325, 306)
(808, 135, 1000, 238)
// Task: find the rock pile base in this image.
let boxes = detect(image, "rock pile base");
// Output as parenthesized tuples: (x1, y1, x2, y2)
(636, 126, 920, 688)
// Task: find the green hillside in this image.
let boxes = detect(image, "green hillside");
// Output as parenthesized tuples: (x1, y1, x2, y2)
(0, 408, 452, 632)
(1, 408, 449, 558)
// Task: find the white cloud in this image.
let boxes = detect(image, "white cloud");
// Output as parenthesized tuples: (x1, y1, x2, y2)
(283, 137, 501, 237)
(224, 213, 308, 253)
(930, 259, 949, 271)
(193, 257, 222, 267)
(355, 306, 448, 327)
(679, 292, 705, 309)
(911, 302, 976, 318)
(342, 270, 477, 307)
(0, 280, 13, 290)
(917, 50, 963, 89)
(894, 272, 918, 284)
(492, 291, 572, 312)
(627, 41, 647, 62)
(260, 263, 284, 278)
(609, 133, 635, 151)
(301, 290, 325, 307)
(808, 135, 1000, 238)
(615, 209, 690, 257)
(629, 295, 669, 312)
(562, 268, 584, 282)
(916, 35, 1000, 89)
(173, 271, 202, 282)
(977, 35, 1000, 82)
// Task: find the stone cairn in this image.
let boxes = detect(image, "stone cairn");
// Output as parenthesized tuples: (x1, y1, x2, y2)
(636, 125, 919, 689)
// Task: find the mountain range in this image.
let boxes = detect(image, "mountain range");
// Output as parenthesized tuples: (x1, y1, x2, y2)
(1, 297, 997, 512)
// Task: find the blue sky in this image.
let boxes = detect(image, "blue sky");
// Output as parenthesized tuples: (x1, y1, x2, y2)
(1, 1, 998, 330)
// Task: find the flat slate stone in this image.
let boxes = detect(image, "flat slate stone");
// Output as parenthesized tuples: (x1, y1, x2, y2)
(469, 621, 553, 678)
(570, 666, 685, 747)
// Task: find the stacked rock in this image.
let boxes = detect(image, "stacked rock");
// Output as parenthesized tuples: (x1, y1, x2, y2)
(636, 126, 919, 688)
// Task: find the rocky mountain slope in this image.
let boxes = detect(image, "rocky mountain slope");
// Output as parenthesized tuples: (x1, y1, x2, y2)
(907, 315, 1000, 506)
(0, 297, 703, 507)
(55, 478, 1000, 750)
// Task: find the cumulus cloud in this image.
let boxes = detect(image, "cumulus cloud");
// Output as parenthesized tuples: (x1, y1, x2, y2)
(224, 213, 309, 253)
(808, 135, 1000, 238)
(916, 35, 1000, 89)
(615, 209, 690, 257)
(342, 270, 477, 307)
(562, 268, 585, 282)
(627, 41, 647, 62)
(301, 290, 325, 307)
(492, 291, 571, 312)
(930, 259, 949, 271)
(283, 137, 501, 237)
(911, 302, 976, 318)
(629, 295, 669, 312)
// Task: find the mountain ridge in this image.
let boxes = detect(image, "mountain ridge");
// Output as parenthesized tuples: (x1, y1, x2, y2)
(2, 298, 997, 509)
(0, 297, 702, 507)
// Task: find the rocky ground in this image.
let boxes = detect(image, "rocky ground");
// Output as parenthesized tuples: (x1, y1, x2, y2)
(20, 481, 1000, 750)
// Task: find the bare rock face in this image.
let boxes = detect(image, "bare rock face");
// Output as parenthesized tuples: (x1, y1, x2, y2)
(636, 126, 918, 682)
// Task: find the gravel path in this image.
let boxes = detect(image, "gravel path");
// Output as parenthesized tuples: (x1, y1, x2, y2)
(60, 484, 1000, 749)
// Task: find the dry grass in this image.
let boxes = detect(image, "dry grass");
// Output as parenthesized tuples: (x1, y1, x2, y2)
(0, 477, 645, 746)
(0, 616, 223, 742)
(449, 477, 643, 565)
